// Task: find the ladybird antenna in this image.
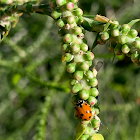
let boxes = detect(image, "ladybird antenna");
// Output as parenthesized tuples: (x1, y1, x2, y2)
(101, 121, 110, 133)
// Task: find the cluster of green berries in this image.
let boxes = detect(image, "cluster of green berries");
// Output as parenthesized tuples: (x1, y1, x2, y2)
(97, 21, 140, 65)
(50, 0, 101, 139)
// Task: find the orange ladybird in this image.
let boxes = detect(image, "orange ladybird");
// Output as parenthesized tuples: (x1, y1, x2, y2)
(75, 100, 92, 121)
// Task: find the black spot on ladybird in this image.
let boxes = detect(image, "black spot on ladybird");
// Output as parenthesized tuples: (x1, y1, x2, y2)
(90, 111, 92, 113)
(89, 116, 91, 118)
(84, 119, 87, 121)
(81, 114, 84, 116)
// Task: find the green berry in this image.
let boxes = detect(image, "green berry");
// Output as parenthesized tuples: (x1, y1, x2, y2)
(111, 29, 120, 37)
(56, 19, 65, 28)
(67, 62, 76, 73)
(97, 36, 106, 45)
(110, 21, 119, 29)
(71, 83, 82, 93)
(51, 10, 61, 19)
(89, 88, 99, 97)
(133, 40, 140, 49)
(127, 29, 138, 38)
(79, 61, 89, 71)
(79, 89, 89, 100)
(94, 106, 100, 115)
(88, 61, 92, 67)
(63, 53, 72, 62)
(73, 8, 83, 16)
(61, 44, 69, 52)
(71, 44, 80, 53)
(118, 35, 127, 45)
(91, 118, 100, 128)
(89, 78, 98, 87)
(79, 134, 89, 140)
(63, 34, 73, 44)
(101, 31, 109, 41)
(88, 96, 97, 106)
(84, 51, 94, 61)
(114, 44, 122, 55)
(84, 127, 91, 135)
(131, 53, 139, 63)
(122, 24, 130, 34)
(73, 26, 82, 35)
(70, 79, 77, 85)
(66, 16, 75, 24)
(80, 43, 88, 51)
(66, 2, 75, 11)
(56, 0, 67, 6)
(74, 71, 83, 80)
(85, 70, 94, 79)
(121, 44, 130, 54)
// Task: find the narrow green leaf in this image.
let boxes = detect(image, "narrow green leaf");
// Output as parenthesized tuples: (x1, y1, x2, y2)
(128, 19, 140, 28)
(103, 21, 111, 32)
(75, 124, 86, 140)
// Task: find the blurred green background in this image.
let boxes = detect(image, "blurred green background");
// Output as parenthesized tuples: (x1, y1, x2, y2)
(0, 0, 140, 140)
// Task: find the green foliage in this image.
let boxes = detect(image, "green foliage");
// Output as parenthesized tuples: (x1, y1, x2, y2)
(0, 0, 140, 140)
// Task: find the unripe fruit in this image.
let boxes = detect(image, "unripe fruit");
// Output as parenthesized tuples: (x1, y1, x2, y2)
(70, 79, 77, 85)
(84, 51, 94, 61)
(121, 24, 130, 34)
(61, 44, 69, 52)
(73, 26, 82, 35)
(92, 68, 97, 77)
(56, 0, 67, 6)
(62, 53, 73, 62)
(110, 21, 119, 29)
(79, 134, 89, 140)
(89, 88, 99, 97)
(97, 36, 106, 45)
(94, 106, 100, 115)
(131, 53, 139, 63)
(56, 19, 65, 27)
(121, 44, 130, 54)
(133, 40, 140, 49)
(73, 8, 83, 16)
(66, 2, 75, 11)
(80, 43, 88, 51)
(91, 118, 100, 128)
(85, 70, 94, 79)
(101, 31, 109, 41)
(71, 83, 82, 93)
(51, 10, 61, 19)
(63, 34, 73, 43)
(118, 35, 127, 44)
(79, 89, 89, 100)
(84, 127, 91, 135)
(71, 44, 80, 53)
(111, 29, 120, 37)
(89, 78, 98, 87)
(74, 71, 83, 80)
(66, 16, 75, 24)
(67, 62, 76, 73)
(88, 61, 92, 67)
(114, 44, 122, 55)
(127, 29, 138, 38)
(79, 61, 89, 71)
(88, 96, 97, 106)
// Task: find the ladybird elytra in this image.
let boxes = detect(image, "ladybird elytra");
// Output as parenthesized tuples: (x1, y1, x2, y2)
(75, 100, 92, 121)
